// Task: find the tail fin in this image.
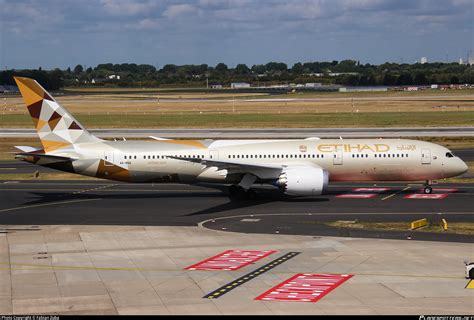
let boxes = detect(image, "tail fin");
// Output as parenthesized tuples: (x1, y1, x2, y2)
(14, 77, 101, 153)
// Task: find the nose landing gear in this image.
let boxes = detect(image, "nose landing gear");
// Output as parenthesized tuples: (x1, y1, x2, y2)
(423, 180, 433, 194)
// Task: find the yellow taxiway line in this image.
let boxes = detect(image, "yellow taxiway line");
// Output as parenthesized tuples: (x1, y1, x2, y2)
(466, 280, 474, 289)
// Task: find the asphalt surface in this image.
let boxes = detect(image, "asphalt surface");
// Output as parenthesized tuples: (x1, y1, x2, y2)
(0, 161, 59, 174)
(2, 127, 474, 138)
(0, 179, 472, 242)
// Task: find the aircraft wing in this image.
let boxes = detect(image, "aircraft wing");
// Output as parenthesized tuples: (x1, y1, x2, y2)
(149, 136, 171, 141)
(169, 156, 283, 179)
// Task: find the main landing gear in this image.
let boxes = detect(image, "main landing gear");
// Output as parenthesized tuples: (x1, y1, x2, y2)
(228, 185, 257, 200)
(423, 180, 433, 194)
(228, 173, 258, 200)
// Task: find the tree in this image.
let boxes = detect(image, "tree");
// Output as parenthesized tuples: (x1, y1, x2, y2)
(291, 63, 303, 74)
(235, 64, 250, 75)
(49, 69, 64, 90)
(414, 73, 427, 85)
(215, 63, 228, 73)
(382, 73, 397, 86)
(73, 64, 83, 74)
(251, 64, 266, 74)
(96, 63, 113, 71)
(199, 64, 209, 74)
(335, 60, 357, 72)
(397, 73, 413, 85)
(161, 64, 178, 74)
(265, 62, 287, 73)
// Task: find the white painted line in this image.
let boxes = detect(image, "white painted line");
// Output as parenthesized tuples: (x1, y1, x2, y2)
(197, 211, 471, 230)
(241, 218, 261, 222)
(0, 198, 102, 213)
(336, 193, 377, 199)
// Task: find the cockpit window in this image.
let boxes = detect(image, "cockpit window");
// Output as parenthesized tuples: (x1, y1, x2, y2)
(445, 152, 454, 158)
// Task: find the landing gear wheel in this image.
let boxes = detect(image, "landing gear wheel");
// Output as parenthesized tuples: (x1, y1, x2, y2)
(228, 185, 244, 199)
(228, 186, 257, 200)
(423, 186, 433, 194)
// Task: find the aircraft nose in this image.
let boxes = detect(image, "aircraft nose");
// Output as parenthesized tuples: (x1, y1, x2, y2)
(458, 159, 469, 175)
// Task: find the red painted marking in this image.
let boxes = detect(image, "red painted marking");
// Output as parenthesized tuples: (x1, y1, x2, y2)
(185, 250, 276, 271)
(255, 273, 353, 302)
(352, 187, 391, 193)
(336, 193, 377, 199)
(417, 188, 458, 193)
(404, 193, 449, 199)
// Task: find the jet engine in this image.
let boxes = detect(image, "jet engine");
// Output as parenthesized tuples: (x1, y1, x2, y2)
(276, 166, 329, 196)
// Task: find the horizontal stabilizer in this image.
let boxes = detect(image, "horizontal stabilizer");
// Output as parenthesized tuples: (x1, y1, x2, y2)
(14, 146, 41, 152)
(15, 152, 74, 162)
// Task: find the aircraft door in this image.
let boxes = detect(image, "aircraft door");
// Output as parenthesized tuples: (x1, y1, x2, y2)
(333, 150, 343, 165)
(421, 148, 431, 164)
(104, 151, 115, 166)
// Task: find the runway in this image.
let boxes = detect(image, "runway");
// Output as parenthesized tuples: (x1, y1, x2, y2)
(0, 179, 472, 242)
(2, 126, 474, 138)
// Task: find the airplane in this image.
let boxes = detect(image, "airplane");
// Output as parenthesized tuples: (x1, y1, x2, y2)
(12, 76, 468, 199)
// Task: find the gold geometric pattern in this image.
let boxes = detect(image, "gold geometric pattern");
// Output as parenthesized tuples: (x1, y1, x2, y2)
(14, 77, 100, 153)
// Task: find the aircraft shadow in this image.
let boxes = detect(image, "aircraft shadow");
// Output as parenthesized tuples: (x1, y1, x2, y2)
(19, 188, 330, 218)
(184, 196, 329, 217)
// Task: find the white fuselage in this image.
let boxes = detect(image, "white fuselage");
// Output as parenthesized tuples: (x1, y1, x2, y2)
(63, 138, 467, 184)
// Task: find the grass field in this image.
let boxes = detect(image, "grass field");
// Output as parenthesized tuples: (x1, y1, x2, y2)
(1, 111, 474, 128)
(287, 88, 474, 98)
(64, 87, 474, 97)
(327, 220, 474, 235)
(3, 88, 474, 118)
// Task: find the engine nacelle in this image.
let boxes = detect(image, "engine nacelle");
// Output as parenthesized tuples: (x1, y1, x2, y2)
(276, 166, 329, 196)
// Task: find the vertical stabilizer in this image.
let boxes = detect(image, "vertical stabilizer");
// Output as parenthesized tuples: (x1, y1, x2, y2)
(14, 77, 101, 152)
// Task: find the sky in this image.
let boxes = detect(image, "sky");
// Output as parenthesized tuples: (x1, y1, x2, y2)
(1, 0, 473, 70)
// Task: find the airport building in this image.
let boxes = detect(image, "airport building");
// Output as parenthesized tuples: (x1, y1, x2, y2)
(339, 86, 388, 92)
(231, 82, 251, 89)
